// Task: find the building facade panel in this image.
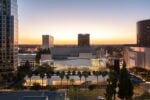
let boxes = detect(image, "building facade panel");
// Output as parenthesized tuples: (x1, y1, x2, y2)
(0, 0, 18, 72)
(124, 47, 150, 70)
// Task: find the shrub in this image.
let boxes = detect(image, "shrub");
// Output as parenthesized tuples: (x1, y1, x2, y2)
(30, 82, 41, 90)
(88, 84, 97, 91)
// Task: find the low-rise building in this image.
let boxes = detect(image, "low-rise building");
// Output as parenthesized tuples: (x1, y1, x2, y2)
(124, 47, 150, 70)
(51, 46, 95, 59)
(40, 54, 53, 66)
(24, 76, 47, 86)
(18, 53, 36, 67)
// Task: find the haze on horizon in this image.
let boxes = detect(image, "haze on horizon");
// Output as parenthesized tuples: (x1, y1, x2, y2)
(18, 0, 150, 45)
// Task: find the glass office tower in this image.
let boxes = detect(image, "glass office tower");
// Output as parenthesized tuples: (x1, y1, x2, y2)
(0, 0, 18, 72)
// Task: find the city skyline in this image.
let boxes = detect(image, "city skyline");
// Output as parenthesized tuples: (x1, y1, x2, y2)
(18, 0, 150, 45)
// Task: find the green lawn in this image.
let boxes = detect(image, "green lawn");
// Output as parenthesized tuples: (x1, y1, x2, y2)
(77, 89, 105, 97)
(67, 88, 105, 100)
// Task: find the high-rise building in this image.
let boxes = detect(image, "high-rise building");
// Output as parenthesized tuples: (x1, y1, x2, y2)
(137, 19, 150, 47)
(0, 0, 18, 72)
(78, 34, 90, 47)
(42, 35, 54, 49)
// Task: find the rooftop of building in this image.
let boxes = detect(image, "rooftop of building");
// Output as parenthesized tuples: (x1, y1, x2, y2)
(137, 19, 150, 23)
(0, 91, 65, 100)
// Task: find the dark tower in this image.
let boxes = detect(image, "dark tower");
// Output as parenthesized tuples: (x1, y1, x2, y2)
(78, 34, 90, 47)
(0, 0, 18, 72)
(137, 19, 150, 47)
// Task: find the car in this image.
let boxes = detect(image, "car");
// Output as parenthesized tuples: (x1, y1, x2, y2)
(96, 96, 104, 100)
(129, 74, 144, 84)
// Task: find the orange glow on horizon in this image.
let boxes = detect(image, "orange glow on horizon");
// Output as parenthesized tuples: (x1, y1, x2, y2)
(19, 21, 136, 45)
(19, 36, 136, 45)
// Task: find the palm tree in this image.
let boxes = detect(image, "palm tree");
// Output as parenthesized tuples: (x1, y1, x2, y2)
(27, 71, 32, 86)
(77, 71, 82, 84)
(67, 70, 71, 76)
(88, 71, 91, 76)
(72, 70, 76, 76)
(92, 71, 96, 75)
(66, 74, 70, 90)
(102, 71, 108, 82)
(59, 71, 65, 88)
(70, 79, 75, 86)
(83, 71, 88, 88)
(46, 66, 53, 86)
(46, 65, 54, 75)
(94, 71, 99, 85)
(46, 74, 51, 86)
(56, 71, 60, 76)
(40, 72, 45, 87)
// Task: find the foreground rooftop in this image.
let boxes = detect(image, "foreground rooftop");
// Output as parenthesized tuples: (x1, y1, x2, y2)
(0, 91, 65, 100)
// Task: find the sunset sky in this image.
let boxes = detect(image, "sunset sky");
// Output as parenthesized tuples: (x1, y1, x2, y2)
(18, 0, 150, 45)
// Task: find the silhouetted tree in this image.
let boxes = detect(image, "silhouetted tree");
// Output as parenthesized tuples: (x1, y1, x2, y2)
(93, 71, 99, 85)
(70, 79, 75, 86)
(40, 72, 45, 87)
(35, 48, 51, 64)
(72, 70, 76, 75)
(102, 71, 108, 81)
(105, 78, 114, 100)
(118, 66, 133, 99)
(66, 74, 70, 90)
(27, 71, 32, 86)
(59, 71, 65, 88)
(83, 71, 89, 88)
(35, 49, 41, 64)
(112, 72, 118, 100)
(67, 70, 71, 76)
(56, 71, 60, 76)
(114, 59, 120, 74)
(30, 82, 41, 90)
(46, 74, 51, 86)
(24, 60, 31, 72)
(77, 71, 82, 84)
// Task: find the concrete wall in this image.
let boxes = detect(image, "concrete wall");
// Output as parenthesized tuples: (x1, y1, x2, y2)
(145, 48, 150, 69)
(41, 54, 52, 60)
(51, 46, 95, 59)
(79, 53, 93, 59)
